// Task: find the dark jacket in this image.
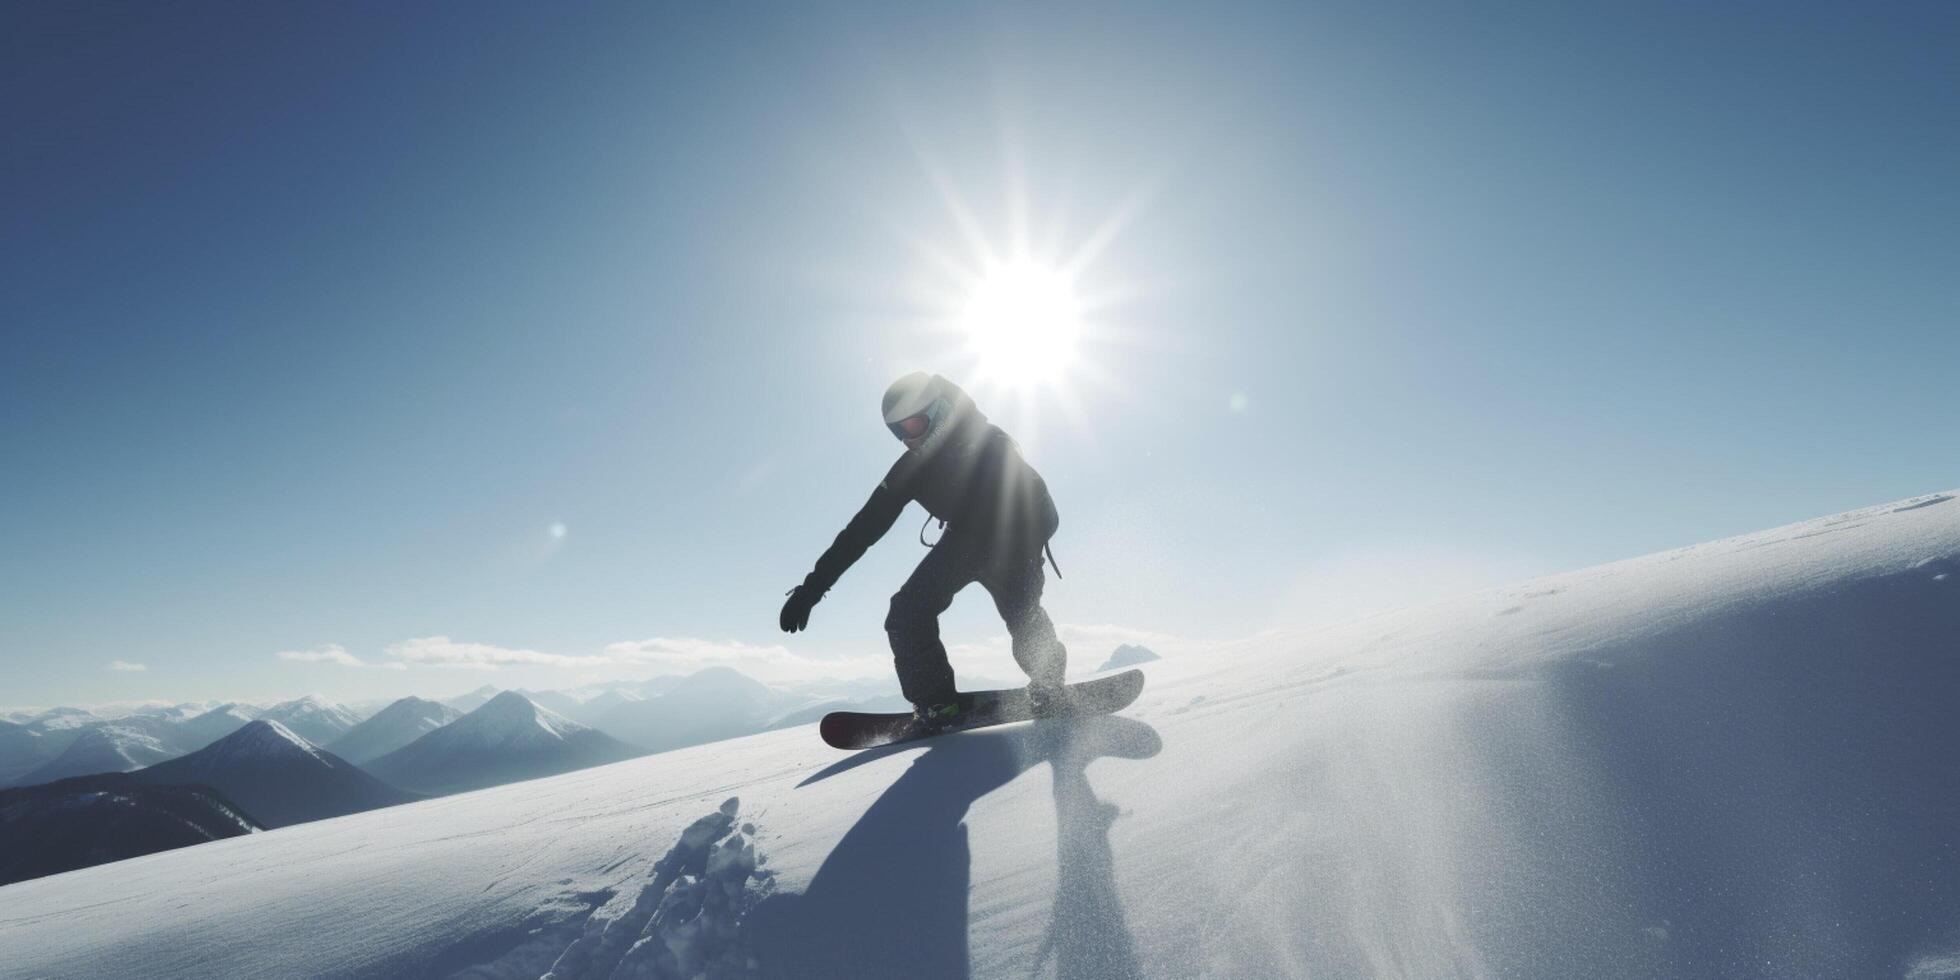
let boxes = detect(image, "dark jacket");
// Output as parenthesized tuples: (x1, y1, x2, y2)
(802, 383, 1059, 594)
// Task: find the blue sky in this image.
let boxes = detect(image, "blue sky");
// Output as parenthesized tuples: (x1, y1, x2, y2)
(4, 2, 1955, 708)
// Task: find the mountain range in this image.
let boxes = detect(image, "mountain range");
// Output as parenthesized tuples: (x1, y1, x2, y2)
(0, 702, 262, 788)
(14, 716, 188, 786)
(1, 712, 449, 883)
(3, 653, 1165, 792)
(255, 696, 364, 746)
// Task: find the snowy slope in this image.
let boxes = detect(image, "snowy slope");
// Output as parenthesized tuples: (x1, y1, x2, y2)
(327, 696, 464, 765)
(1, 491, 1956, 979)
(367, 692, 644, 795)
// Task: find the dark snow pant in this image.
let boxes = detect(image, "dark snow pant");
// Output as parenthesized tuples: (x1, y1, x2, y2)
(884, 531, 1066, 706)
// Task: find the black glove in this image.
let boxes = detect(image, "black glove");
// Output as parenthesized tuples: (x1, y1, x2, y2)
(779, 584, 822, 633)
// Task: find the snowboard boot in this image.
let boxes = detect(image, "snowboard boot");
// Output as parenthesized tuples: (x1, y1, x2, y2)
(911, 699, 964, 733)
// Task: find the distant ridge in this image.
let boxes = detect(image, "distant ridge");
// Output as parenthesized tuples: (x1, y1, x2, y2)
(133, 720, 413, 828)
(1096, 644, 1161, 672)
(0, 720, 52, 785)
(443, 685, 501, 714)
(14, 720, 183, 786)
(593, 667, 792, 753)
(256, 696, 362, 746)
(368, 692, 641, 795)
(328, 697, 462, 765)
(176, 703, 260, 751)
(0, 774, 259, 885)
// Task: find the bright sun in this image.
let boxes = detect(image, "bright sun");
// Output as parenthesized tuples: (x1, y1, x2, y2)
(960, 261, 1082, 386)
(900, 143, 1150, 446)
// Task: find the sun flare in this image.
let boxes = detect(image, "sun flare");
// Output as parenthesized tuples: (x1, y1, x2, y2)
(961, 261, 1082, 386)
(897, 142, 1155, 450)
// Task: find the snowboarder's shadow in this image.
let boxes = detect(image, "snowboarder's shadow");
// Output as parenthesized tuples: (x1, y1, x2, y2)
(748, 715, 1162, 979)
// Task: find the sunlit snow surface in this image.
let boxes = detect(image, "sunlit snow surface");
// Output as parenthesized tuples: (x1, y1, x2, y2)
(2, 492, 1957, 979)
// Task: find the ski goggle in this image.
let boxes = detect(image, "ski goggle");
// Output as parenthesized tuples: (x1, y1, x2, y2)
(887, 413, 930, 441)
(886, 397, 946, 442)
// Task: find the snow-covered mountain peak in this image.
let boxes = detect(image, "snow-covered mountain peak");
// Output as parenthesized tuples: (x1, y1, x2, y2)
(676, 665, 765, 690)
(324, 697, 462, 765)
(460, 691, 586, 743)
(375, 695, 444, 715)
(124, 720, 412, 831)
(1098, 643, 1162, 672)
(203, 720, 327, 764)
(366, 690, 640, 794)
(254, 697, 362, 746)
(661, 666, 777, 708)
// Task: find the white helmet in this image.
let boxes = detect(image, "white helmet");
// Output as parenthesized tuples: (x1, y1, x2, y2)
(882, 372, 951, 446)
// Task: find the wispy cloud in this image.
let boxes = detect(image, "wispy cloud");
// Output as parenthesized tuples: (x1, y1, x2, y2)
(276, 644, 365, 667)
(386, 636, 585, 670)
(107, 660, 148, 672)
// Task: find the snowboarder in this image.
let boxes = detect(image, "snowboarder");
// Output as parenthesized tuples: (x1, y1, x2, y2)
(779, 372, 1066, 732)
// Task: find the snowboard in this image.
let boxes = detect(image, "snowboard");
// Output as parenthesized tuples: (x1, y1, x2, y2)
(819, 669, 1146, 750)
